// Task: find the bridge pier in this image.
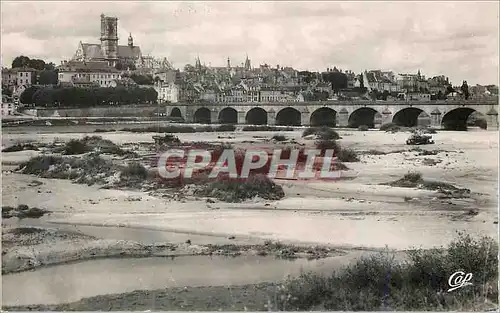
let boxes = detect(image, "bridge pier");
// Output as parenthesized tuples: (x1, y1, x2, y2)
(381, 111, 392, 126)
(210, 109, 218, 124)
(237, 111, 246, 125)
(374, 113, 382, 128)
(337, 110, 349, 127)
(268, 110, 276, 125)
(300, 112, 310, 126)
(486, 110, 499, 131)
(430, 111, 442, 129)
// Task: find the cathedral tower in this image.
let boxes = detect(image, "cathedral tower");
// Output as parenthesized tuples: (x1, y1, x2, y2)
(100, 14, 119, 66)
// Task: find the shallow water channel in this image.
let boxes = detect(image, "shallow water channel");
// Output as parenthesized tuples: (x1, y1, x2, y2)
(2, 254, 360, 307)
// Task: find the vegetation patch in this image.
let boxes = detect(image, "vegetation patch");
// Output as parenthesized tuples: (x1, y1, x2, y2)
(336, 148, 360, 162)
(194, 174, 285, 203)
(242, 126, 294, 132)
(117, 162, 150, 188)
(271, 134, 287, 142)
(57, 136, 137, 157)
(303, 126, 341, 140)
(119, 125, 235, 133)
(17, 154, 118, 186)
(1, 205, 50, 219)
(214, 124, 237, 132)
(7, 227, 46, 235)
(9, 233, 496, 311)
(379, 122, 401, 132)
(273, 233, 498, 311)
(358, 125, 369, 131)
(382, 171, 470, 197)
(406, 132, 435, 145)
(2, 143, 39, 152)
(315, 139, 358, 163)
(94, 128, 116, 133)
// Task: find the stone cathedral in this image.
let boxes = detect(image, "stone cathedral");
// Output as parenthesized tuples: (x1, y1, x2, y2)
(72, 14, 143, 68)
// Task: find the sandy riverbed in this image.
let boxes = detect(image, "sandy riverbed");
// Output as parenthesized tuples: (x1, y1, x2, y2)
(1, 126, 498, 309)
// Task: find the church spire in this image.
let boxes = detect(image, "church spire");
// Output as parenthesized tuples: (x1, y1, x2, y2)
(128, 33, 133, 47)
(195, 54, 202, 69)
(244, 53, 251, 70)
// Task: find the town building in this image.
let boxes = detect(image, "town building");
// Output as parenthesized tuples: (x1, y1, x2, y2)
(1, 96, 17, 117)
(2, 67, 36, 88)
(2, 68, 18, 87)
(57, 60, 121, 88)
(154, 81, 180, 103)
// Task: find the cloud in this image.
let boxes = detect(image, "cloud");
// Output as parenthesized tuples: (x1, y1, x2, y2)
(1, 1, 498, 85)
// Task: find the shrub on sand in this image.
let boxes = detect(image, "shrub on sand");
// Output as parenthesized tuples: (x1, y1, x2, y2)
(272, 134, 287, 142)
(216, 124, 236, 132)
(303, 126, 340, 140)
(272, 232, 498, 311)
(195, 174, 285, 202)
(120, 162, 148, 182)
(2, 143, 39, 152)
(315, 140, 341, 156)
(336, 148, 360, 162)
(63, 139, 91, 155)
(380, 123, 400, 132)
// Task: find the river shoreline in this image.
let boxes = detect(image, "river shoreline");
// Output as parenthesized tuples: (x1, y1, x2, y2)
(1, 224, 354, 275)
(3, 282, 279, 311)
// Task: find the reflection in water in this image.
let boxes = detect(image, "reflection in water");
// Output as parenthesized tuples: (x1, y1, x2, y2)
(2, 255, 357, 306)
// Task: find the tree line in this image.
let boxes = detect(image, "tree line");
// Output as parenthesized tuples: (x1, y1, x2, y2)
(10, 55, 59, 85)
(20, 86, 158, 107)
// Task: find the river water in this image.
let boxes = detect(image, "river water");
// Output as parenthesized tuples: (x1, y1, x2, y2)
(2, 254, 363, 306)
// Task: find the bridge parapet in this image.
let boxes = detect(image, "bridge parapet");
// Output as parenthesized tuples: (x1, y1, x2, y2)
(165, 99, 498, 107)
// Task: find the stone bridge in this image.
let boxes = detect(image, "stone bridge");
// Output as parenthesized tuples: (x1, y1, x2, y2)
(164, 99, 499, 130)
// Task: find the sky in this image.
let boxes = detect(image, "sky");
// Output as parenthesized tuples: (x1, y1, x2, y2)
(1, 1, 499, 85)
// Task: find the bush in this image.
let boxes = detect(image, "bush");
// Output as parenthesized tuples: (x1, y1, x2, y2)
(315, 140, 341, 157)
(17, 155, 63, 175)
(64, 139, 91, 155)
(120, 162, 148, 182)
(2, 143, 39, 152)
(195, 174, 285, 202)
(336, 148, 360, 162)
(61, 136, 135, 157)
(8, 227, 45, 235)
(17, 207, 49, 219)
(272, 134, 287, 142)
(380, 123, 400, 132)
(302, 126, 340, 140)
(216, 124, 236, 132)
(94, 128, 115, 133)
(358, 125, 369, 131)
(18, 154, 117, 185)
(403, 171, 423, 183)
(273, 232, 498, 311)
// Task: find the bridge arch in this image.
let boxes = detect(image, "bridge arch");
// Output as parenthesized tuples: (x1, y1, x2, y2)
(441, 107, 484, 130)
(276, 107, 301, 126)
(170, 107, 183, 119)
(246, 107, 267, 125)
(218, 107, 238, 124)
(392, 107, 428, 127)
(193, 107, 212, 124)
(310, 107, 337, 127)
(348, 107, 380, 128)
